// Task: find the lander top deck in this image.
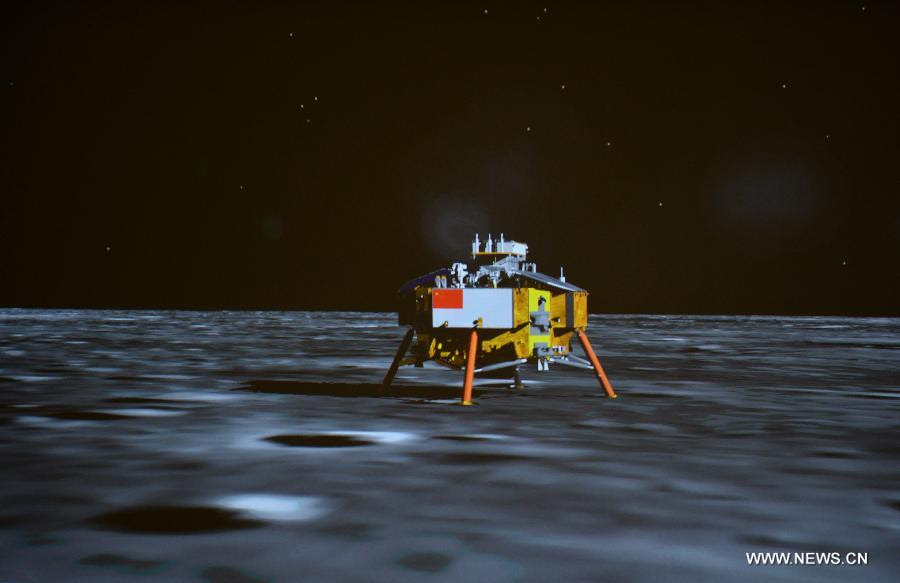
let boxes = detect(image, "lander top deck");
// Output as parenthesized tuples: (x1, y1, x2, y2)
(472, 233, 528, 259)
(409, 234, 584, 295)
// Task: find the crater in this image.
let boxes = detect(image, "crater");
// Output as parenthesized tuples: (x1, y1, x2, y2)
(433, 435, 493, 442)
(90, 505, 263, 534)
(263, 434, 373, 448)
(152, 460, 206, 472)
(41, 409, 133, 421)
(80, 553, 164, 572)
(811, 449, 858, 459)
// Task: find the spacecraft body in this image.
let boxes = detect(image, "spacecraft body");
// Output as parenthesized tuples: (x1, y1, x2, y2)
(386, 234, 616, 404)
(398, 234, 587, 369)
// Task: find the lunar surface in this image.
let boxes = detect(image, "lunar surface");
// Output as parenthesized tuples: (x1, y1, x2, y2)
(0, 310, 898, 582)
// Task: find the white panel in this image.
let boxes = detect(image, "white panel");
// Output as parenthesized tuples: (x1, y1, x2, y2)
(496, 240, 528, 256)
(432, 289, 513, 329)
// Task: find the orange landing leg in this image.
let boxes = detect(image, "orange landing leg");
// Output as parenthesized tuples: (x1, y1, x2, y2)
(513, 367, 523, 389)
(577, 330, 617, 398)
(460, 329, 478, 405)
(383, 327, 414, 388)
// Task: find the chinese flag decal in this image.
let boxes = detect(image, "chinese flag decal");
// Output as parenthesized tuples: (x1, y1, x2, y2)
(433, 289, 463, 309)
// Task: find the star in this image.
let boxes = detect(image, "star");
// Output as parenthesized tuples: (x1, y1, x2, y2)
(306, 118, 311, 123)
(543, 7, 548, 12)
(289, 32, 294, 38)
(605, 141, 611, 147)
(239, 185, 244, 190)
(537, 16, 542, 21)
(483, 9, 488, 14)
(313, 96, 318, 101)
(658, 202, 663, 207)
(560, 84, 566, 90)
(300, 104, 304, 109)
(105, 246, 110, 252)
(781, 83, 787, 89)
(842, 260, 847, 266)
(825, 134, 830, 140)
(526, 126, 532, 132)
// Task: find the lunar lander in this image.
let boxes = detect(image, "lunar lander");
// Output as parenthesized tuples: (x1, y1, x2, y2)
(384, 234, 617, 405)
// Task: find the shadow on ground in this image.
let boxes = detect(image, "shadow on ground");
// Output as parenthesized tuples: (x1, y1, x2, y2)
(236, 380, 505, 400)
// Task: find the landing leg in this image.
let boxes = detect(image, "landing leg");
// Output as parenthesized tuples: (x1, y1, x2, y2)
(577, 330, 617, 398)
(513, 367, 523, 389)
(383, 327, 415, 388)
(460, 329, 478, 405)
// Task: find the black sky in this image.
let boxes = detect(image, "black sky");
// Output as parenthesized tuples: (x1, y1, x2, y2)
(2, 1, 898, 315)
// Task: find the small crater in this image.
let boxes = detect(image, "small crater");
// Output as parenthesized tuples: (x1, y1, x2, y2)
(739, 534, 782, 546)
(865, 442, 900, 456)
(886, 500, 900, 512)
(811, 449, 857, 459)
(396, 552, 452, 573)
(263, 434, 373, 448)
(433, 435, 492, 442)
(80, 553, 164, 572)
(153, 460, 206, 472)
(45, 409, 132, 421)
(679, 346, 703, 353)
(90, 505, 263, 534)
(23, 531, 62, 546)
(107, 375, 145, 381)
